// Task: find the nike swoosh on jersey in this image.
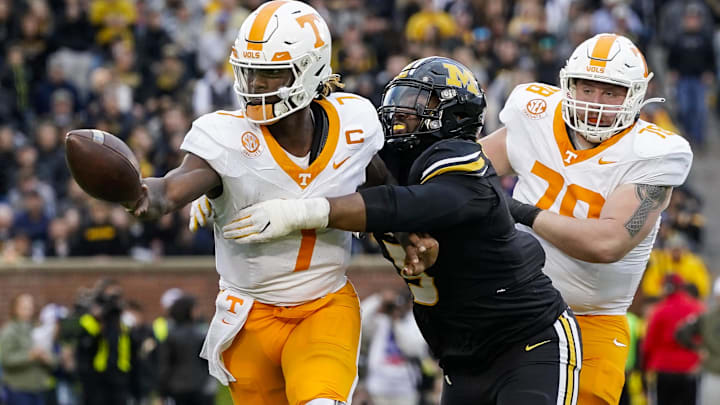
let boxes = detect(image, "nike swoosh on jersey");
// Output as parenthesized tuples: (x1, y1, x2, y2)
(333, 156, 351, 169)
(221, 318, 233, 325)
(598, 157, 617, 165)
(525, 339, 552, 351)
(613, 338, 627, 347)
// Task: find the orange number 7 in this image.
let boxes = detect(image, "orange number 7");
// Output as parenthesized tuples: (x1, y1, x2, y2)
(294, 229, 316, 271)
(530, 161, 605, 218)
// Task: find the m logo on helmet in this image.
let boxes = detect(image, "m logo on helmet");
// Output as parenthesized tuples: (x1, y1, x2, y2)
(442, 63, 480, 96)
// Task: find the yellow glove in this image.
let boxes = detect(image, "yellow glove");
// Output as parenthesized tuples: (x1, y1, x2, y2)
(189, 195, 214, 232)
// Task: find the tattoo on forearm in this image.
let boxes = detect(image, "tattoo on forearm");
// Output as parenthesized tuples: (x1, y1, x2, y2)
(624, 185, 669, 237)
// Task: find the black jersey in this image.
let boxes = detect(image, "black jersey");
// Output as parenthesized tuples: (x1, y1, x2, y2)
(360, 139, 566, 373)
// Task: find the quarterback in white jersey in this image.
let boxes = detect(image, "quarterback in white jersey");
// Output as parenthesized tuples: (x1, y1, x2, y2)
(181, 91, 382, 306)
(480, 34, 693, 405)
(122, 2, 415, 405)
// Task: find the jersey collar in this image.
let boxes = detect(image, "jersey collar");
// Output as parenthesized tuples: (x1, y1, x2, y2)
(552, 102, 634, 166)
(261, 98, 340, 190)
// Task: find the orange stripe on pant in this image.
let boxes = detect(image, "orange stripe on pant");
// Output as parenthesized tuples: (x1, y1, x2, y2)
(222, 282, 361, 405)
(576, 314, 630, 405)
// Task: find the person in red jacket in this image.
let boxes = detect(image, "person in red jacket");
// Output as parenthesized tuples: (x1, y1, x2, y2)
(642, 274, 705, 405)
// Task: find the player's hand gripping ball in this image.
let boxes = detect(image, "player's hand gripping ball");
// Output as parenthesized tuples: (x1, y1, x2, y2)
(65, 129, 142, 204)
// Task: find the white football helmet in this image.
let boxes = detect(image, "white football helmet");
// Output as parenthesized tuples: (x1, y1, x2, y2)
(230, 0, 332, 124)
(559, 33, 664, 143)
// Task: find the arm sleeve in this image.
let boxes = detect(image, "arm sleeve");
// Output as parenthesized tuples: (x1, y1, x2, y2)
(359, 174, 498, 233)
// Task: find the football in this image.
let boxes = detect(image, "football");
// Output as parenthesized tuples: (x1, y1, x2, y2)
(65, 129, 143, 204)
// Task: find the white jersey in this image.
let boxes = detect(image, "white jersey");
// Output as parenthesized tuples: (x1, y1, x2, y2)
(181, 93, 384, 305)
(499, 83, 693, 315)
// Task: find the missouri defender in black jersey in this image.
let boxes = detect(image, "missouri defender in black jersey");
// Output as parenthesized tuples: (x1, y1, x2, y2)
(371, 138, 563, 362)
(221, 57, 582, 405)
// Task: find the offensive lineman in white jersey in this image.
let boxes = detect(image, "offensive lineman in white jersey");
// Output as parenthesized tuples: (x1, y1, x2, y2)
(479, 34, 693, 405)
(124, 2, 433, 404)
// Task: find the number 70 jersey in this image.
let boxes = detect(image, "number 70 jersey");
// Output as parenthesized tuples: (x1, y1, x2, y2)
(499, 83, 693, 315)
(180, 92, 384, 306)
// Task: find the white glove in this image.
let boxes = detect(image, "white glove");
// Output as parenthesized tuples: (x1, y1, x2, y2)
(222, 198, 330, 243)
(189, 195, 214, 232)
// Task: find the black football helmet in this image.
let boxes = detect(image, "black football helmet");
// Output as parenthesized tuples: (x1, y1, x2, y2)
(378, 56, 487, 152)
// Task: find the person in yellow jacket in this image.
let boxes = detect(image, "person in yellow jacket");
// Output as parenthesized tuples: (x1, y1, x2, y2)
(89, 0, 137, 46)
(76, 286, 136, 405)
(642, 233, 710, 300)
(405, 2, 456, 42)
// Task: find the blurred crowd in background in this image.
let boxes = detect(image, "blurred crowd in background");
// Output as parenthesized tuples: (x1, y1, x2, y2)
(0, 0, 719, 404)
(0, 0, 714, 261)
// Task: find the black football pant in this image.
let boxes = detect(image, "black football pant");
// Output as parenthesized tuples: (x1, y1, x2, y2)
(440, 309, 582, 405)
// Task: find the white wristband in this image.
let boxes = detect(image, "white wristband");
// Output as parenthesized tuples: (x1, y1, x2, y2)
(295, 198, 330, 229)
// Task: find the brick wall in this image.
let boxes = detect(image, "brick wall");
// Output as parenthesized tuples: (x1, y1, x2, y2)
(0, 256, 405, 324)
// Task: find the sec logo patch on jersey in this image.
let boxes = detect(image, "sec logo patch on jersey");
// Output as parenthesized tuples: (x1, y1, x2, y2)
(241, 131, 263, 158)
(524, 98, 548, 119)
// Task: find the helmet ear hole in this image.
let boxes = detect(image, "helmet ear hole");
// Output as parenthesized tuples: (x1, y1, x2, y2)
(428, 120, 442, 130)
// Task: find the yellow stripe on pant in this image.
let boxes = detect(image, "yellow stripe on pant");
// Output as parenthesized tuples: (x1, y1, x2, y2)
(559, 314, 579, 405)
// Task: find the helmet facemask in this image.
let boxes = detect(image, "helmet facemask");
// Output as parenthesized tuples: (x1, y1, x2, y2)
(378, 80, 442, 151)
(378, 79, 484, 152)
(560, 76, 644, 143)
(231, 51, 323, 124)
